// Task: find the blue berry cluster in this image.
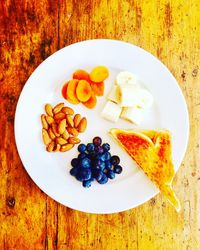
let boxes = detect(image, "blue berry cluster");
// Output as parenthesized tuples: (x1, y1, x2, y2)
(69, 137, 123, 188)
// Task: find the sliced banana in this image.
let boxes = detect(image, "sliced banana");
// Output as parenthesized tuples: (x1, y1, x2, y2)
(120, 107, 145, 125)
(107, 85, 120, 104)
(101, 100, 122, 123)
(116, 71, 138, 86)
(118, 84, 141, 107)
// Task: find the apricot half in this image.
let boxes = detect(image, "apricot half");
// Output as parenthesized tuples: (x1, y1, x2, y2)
(90, 66, 109, 83)
(76, 80, 92, 102)
(66, 79, 79, 104)
(90, 81, 104, 96)
(82, 93, 97, 109)
(73, 69, 90, 81)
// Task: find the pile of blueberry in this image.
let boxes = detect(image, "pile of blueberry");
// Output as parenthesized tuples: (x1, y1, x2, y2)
(69, 137, 123, 188)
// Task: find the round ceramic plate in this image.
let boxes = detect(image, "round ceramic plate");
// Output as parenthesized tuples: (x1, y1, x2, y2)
(15, 39, 189, 214)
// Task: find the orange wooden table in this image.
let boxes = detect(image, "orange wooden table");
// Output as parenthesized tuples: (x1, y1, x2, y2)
(1, 1, 200, 249)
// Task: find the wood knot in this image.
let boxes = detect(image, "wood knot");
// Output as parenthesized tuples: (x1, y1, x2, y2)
(7, 197, 15, 208)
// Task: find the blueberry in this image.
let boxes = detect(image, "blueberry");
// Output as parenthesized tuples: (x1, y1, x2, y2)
(80, 158, 91, 168)
(100, 152, 111, 161)
(86, 143, 95, 152)
(88, 151, 96, 160)
(93, 159, 102, 167)
(71, 158, 79, 167)
(93, 136, 102, 146)
(97, 173, 108, 184)
(110, 155, 120, 166)
(107, 170, 115, 179)
(95, 145, 104, 154)
(78, 144, 86, 153)
(77, 168, 92, 181)
(102, 143, 110, 152)
(92, 169, 104, 181)
(114, 165, 123, 174)
(82, 179, 93, 188)
(78, 153, 87, 159)
(105, 160, 112, 170)
(99, 161, 106, 170)
(70, 167, 79, 176)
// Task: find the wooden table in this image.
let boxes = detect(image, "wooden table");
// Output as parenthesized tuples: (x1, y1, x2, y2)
(0, 0, 199, 249)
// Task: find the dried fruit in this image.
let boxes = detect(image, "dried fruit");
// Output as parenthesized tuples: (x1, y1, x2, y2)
(82, 93, 97, 109)
(67, 79, 79, 104)
(76, 80, 92, 102)
(90, 66, 109, 82)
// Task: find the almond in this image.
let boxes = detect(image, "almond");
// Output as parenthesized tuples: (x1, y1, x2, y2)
(54, 112, 65, 120)
(41, 115, 48, 130)
(52, 123, 60, 137)
(61, 107, 74, 115)
(66, 115, 74, 127)
(56, 137, 68, 145)
(45, 104, 53, 117)
(73, 114, 81, 128)
(53, 143, 61, 152)
(47, 141, 55, 152)
(60, 143, 74, 152)
(53, 103, 64, 114)
(68, 137, 81, 144)
(67, 127, 79, 137)
(46, 116, 54, 125)
(77, 117, 87, 133)
(48, 127, 56, 140)
(58, 119, 66, 134)
(62, 130, 70, 140)
(42, 128, 51, 145)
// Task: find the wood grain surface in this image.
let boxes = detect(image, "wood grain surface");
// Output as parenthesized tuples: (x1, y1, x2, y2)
(0, 0, 200, 249)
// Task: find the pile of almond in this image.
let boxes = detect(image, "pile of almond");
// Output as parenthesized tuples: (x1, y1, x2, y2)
(41, 103, 87, 152)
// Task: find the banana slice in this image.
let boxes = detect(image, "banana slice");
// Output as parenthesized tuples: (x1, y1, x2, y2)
(116, 71, 137, 86)
(107, 85, 120, 103)
(119, 84, 141, 107)
(119, 84, 154, 108)
(120, 107, 145, 125)
(101, 100, 122, 123)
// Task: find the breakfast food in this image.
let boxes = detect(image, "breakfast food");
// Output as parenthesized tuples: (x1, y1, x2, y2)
(101, 100, 122, 123)
(41, 103, 87, 152)
(101, 71, 154, 124)
(62, 66, 109, 109)
(69, 137, 123, 187)
(109, 128, 181, 212)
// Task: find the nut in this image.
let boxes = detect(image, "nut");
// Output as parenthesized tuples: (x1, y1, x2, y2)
(45, 104, 53, 117)
(41, 115, 48, 130)
(58, 119, 66, 134)
(60, 144, 74, 152)
(62, 130, 69, 140)
(77, 117, 87, 132)
(56, 137, 68, 145)
(48, 128, 56, 140)
(54, 112, 65, 120)
(52, 123, 60, 137)
(66, 115, 74, 127)
(61, 107, 74, 115)
(73, 114, 81, 128)
(47, 141, 55, 152)
(67, 127, 79, 137)
(68, 137, 81, 144)
(46, 116, 54, 125)
(42, 128, 51, 145)
(53, 143, 61, 152)
(53, 103, 64, 114)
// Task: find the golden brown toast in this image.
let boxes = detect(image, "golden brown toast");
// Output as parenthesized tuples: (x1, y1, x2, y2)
(110, 128, 180, 212)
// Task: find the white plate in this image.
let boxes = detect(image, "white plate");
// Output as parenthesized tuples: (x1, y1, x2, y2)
(15, 39, 189, 214)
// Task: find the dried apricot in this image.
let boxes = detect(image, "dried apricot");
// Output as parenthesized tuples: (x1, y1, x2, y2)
(82, 93, 97, 109)
(62, 82, 68, 99)
(90, 81, 104, 96)
(90, 66, 109, 83)
(76, 80, 92, 102)
(67, 79, 79, 104)
(73, 69, 90, 81)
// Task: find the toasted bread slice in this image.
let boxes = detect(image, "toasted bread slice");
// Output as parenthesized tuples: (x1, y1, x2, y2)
(110, 128, 180, 212)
